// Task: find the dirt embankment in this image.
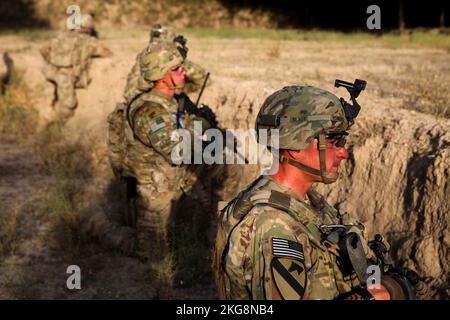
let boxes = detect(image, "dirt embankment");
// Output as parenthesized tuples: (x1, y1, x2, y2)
(1, 34, 448, 299)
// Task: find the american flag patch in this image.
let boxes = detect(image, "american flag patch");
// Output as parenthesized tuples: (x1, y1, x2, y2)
(272, 237, 304, 261)
(150, 117, 166, 133)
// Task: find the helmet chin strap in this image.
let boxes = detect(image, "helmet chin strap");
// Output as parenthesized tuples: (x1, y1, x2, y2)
(279, 134, 338, 184)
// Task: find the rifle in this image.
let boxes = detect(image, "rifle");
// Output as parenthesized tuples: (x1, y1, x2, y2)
(177, 73, 249, 164)
(90, 28, 98, 38)
(307, 189, 427, 300)
(369, 234, 427, 300)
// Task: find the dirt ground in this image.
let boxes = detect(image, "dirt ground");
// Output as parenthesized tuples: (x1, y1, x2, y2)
(0, 31, 449, 299)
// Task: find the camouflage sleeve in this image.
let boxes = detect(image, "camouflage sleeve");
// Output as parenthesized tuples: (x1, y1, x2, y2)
(123, 54, 143, 102)
(132, 99, 212, 164)
(127, 55, 141, 84)
(183, 59, 209, 93)
(242, 207, 312, 300)
(132, 101, 179, 162)
(40, 43, 51, 62)
(90, 40, 112, 58)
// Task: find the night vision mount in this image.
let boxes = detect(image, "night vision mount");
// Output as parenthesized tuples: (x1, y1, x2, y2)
(174, 34, 188, 59)
(173, 34, 187, 47)
(335, 79, 367, 121)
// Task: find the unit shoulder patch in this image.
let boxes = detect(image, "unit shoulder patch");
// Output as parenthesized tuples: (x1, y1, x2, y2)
(271, 257, 307, 300)
(270, 237, 306, 299)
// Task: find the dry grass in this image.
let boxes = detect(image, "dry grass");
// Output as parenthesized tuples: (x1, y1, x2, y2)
(0, 69, 39, 257)
(404, 70, 450, 118)
(0, 204, 19, 256)
(148, 252, 176, 299)
(0, 258, 41, 299)
(0, 69, 39, 142)
(34, 122, 94, 178)
(33, 123, 96, 256)
(188, 34, 450, 120)
(267, 41, 281, 59)
(40, 171, 87, 255)
(0, 203, 41, 299)
(181, 28, 450, 51)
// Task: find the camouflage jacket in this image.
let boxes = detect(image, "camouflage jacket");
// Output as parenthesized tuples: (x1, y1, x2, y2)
(117, 89, 208, 186)
(40, 31, 111, 88)
(123, 44, 208, 104)
(214, 176, 376, 300)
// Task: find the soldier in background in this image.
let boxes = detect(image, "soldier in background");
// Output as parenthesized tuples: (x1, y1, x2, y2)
(123, 24, 208, 104)
(0, 51, 13, 95)
(107, 41, 213, 292)
(40, 14, 111, 121)
(214, 84, 423, 300)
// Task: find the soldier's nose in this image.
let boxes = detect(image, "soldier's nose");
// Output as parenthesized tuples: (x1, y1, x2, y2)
(337, 146, 349, 160)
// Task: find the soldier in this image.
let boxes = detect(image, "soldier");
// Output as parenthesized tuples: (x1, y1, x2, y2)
(107, 40, 213, 289)
(123, 24, 208, 104)
(0, 51, 13, 95)
(214, 83, 422, 300)
(40, 14, 111, 120)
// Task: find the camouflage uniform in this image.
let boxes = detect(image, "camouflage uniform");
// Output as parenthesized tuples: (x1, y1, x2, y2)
(214, 86, 380, 300)
(123, 24, 208, 104)
(108, 42, 210, 266)
(40, 15, 111, 120)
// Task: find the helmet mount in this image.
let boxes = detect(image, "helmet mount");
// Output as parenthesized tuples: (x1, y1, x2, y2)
(335, 79, 367, 121)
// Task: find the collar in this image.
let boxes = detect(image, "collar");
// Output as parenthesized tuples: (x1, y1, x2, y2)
(144, 88, 178, 106)
(262, 175, 309, 203)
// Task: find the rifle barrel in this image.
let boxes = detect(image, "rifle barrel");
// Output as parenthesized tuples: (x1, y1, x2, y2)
(195, 72, 210, 106)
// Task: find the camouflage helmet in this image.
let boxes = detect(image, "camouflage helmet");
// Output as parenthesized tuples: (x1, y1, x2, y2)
(150, 24, 176, 43)
(256, 86, 350, 150)
(80, 14, 94, 30)
(139, 41, 185, 82)
(256, 85, 358, 184)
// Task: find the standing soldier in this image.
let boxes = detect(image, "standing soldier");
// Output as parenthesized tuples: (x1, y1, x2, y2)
(107, 41, 213, 290)
(214, 82, 424, 300)
(123, 24, 208, 104)
(40, 14, 111, 120)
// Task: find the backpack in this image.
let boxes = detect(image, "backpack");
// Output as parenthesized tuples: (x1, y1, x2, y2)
(107, 102, 128, 178)
(49, 34, 81, 68)
(106, 91, 156, 178)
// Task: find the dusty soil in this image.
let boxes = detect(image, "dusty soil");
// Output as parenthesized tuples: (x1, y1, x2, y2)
(0, 31, 449, 299)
